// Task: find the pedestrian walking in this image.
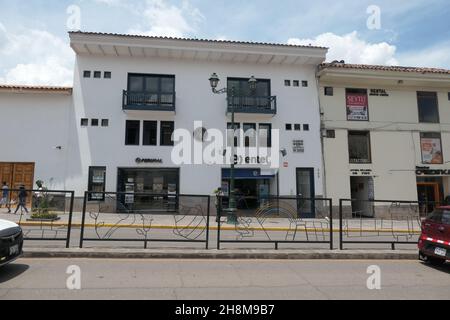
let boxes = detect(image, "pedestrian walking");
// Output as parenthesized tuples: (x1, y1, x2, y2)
(14, 185, 29, 215)
(0, 182, 11, 213)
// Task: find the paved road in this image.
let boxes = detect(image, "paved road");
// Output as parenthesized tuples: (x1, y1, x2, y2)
(0, 259, 449, 300)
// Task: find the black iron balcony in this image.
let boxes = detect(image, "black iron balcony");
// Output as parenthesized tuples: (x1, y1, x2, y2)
(123, 90, 176, 112)
(227, 95, 277, 114)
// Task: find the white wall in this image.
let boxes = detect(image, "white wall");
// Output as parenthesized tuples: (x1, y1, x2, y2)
(66, 54, 324, 197)
(0, 92, 71, 190)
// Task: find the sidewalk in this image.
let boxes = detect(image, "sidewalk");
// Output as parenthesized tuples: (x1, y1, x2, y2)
(0, 210, 422, 234)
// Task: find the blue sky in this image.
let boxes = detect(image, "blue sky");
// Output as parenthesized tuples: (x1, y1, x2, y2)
(0, 0, 449, 85)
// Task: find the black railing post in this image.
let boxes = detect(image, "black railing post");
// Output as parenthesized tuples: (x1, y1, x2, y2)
(79, 191, 88, 249)
(329, 199, 333, 250)
(217, 196, 222, 250)
(205, 196, 211, 250)
(66, 191, 75, 249)
(339, 199, 344, 250)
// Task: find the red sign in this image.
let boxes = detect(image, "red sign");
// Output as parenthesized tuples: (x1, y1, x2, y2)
(347, 92, 369, 121)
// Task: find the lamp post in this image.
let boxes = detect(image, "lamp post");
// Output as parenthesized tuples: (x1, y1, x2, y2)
(209, 73, 257, 224)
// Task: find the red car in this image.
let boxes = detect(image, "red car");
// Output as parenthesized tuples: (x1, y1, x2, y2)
(419, 206, 450, 266)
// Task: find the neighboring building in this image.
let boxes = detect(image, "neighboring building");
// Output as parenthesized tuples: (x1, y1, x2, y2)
(0, 32, 328, 213)
(318, 63, 450, 214)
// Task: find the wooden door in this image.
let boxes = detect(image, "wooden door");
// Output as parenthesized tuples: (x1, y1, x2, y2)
(0, 163, 14, 187)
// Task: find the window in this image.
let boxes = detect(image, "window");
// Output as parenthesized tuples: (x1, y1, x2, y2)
(326, 130, 336, 138)
(81, 118, 88, 127)
(293, 80, 300, 87)
(104, 71, 112, 79)
(442, 210, 450, 225)
(286, 124, 292, 131)
(303, 124, 310, 131)
(420, 132, 443, 164)
(227, 123, 241, 147)
(83, 71, 91, 78)
(160, 121, 174, 146)
(259, 124, 272, 148)
(324, 87, 334, 96)
(302, 81, 308, 87)
(448, 92, 450, 101)
(94, 71, 101, 78)
(348, 131, 371, 164)
(294, 124, 301, 131)
(101, 119, 109, 127)
(243, 123, 257, 147)
(346, 88, 369, 121)
(125, 120, 140, 146)
(91, 119, 99, 127)
(284, 80, 291, 87)
(418, 92, 439, 123)
(88, 167, 106, 201)
(127, 74, 175, 106)
(227, 78, 271, 108)
(143, 121, 158, 146)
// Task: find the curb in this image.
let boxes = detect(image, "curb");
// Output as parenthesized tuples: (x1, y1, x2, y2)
(22, 248, 419, 260)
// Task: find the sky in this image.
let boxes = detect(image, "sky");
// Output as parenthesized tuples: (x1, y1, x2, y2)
(0, 0, 449, 86)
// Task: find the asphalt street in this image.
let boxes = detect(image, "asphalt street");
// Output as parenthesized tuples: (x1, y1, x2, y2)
(0, 259, 449, 300)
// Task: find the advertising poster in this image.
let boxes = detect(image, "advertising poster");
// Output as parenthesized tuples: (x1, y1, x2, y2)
(347, 92, 369, 121)
(421, 137, 443, 164)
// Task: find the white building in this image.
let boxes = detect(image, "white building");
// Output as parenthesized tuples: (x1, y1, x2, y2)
(0, 32, 328, 214)
(318, 63, 450, 213)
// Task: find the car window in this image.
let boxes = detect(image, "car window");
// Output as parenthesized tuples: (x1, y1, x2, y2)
(427, 210, 442, 222)
(442, 211, 450, 225)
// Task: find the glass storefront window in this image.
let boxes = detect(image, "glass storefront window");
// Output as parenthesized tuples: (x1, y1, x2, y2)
(88, 167, 106, 201)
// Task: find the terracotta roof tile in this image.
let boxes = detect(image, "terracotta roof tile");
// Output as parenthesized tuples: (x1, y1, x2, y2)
(320, 63, 450, 75)
(0, 84, 72, 93)
(69, 31, 328, 50)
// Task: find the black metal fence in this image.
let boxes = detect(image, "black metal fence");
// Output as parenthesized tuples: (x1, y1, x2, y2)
(2, 189, 75, 248)
(338, 199, 438, 250)
(79, 192, 211, 249)
(216, 197, 333, 250)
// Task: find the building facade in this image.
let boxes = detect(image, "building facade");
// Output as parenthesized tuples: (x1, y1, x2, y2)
(0, 32, 328, 213)
(319, 63, 450, 213)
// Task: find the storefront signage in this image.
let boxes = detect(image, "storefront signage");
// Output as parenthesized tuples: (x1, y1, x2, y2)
(233, 155, 269, 165)
(350, 169, 373, 176)
(416, 167, 450, 176)
(347, 92, 369, 121)
(420, 137, 443, 164)
(292, 140, 304, 153)
(135, 158, 163, 164)
(370, 89, 389, 97)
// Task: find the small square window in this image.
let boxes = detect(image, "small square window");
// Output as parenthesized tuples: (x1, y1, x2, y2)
(325, 87, 334, 96)
(94, 71, 101, 78)
(91, 119, 99, 127)
(83, 71, 91, 78)
(326, 130, 336, 138)
(104, 72, 111, 79)
(101, 119, 109, 127)
(284, 80, 291, 87)
(302, 81, 308, 87)
(293, 80, 300, 87)
(286, 124, 292, 131)
(81, 118, 88, 126)
(448, 92, 450, 101)
(303, 124, 310, 131)
(294, 124, 301, 131)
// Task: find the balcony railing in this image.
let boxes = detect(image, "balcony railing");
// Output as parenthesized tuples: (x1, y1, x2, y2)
(123, 91, 176, 112)
(227, 95, 277, 114)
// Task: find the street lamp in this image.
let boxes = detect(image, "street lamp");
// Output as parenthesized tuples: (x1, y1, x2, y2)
(209, 73, 257, 224)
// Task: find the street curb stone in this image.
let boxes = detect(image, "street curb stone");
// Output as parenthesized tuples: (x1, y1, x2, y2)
(22, 248, 419, 260)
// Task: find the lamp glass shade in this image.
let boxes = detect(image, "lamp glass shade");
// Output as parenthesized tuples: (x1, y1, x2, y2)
(209, 73, 220, 89)
(248, 76, 257, 91)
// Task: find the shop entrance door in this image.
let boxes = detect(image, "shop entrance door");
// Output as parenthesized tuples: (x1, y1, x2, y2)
(350, 176, 375, 217)
(417, 183, 440, 214)
(0, 162, 35, 206)
(296, 168, 315, 218)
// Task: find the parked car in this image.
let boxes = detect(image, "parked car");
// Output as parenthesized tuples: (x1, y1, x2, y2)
(0, 219, 23, 267)
(419, 206, 450, 266)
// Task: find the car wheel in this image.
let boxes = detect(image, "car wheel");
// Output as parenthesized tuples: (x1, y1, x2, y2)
(419, 251, 428, 262)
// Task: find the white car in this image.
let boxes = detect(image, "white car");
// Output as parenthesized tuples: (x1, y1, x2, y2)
(0, 220, 23, 267)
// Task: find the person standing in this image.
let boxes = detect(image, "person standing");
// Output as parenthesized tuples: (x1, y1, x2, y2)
(0, 182, 11, 213)
(14, 185, 29, 215)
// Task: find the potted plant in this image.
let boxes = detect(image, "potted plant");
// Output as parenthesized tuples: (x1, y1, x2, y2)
(29, 180, 60, 221)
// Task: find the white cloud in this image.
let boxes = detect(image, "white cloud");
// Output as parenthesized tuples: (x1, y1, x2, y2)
(95, 0, 204, 37)
(0, 23, 74, 86)
(288, 31, 398, 65)
(397, 42, 450, 69)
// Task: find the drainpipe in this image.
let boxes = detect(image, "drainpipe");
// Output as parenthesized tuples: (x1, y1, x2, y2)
(315, 66, 328, 199)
